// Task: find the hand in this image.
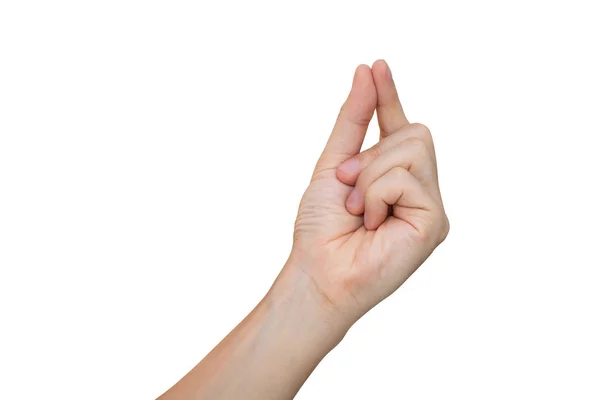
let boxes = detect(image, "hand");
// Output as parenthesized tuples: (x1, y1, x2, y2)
(159, 60, 450, 400)
(287, 60, 449, 325)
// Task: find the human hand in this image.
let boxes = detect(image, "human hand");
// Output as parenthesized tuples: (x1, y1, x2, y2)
(159, 60, 450, 400)
(285, 60, 449, 326)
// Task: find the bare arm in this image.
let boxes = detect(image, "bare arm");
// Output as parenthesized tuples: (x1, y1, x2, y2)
(159, 261, 349, 400)
(159, 60, 449, 399)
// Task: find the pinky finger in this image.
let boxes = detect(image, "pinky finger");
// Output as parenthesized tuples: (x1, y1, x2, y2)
(363, 167, 434, 230)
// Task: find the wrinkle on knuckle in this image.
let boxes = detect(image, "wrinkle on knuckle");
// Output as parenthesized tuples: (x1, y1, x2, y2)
(355, 147, 382, 190)
(339, 105, 372, 128)
(352, 114, 373, 128)
(368, 143, 382, 160)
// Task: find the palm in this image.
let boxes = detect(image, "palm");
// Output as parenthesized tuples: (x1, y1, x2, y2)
(294, 168, 430, 309)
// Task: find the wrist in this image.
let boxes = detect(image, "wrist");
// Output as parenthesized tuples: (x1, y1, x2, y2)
(265, 258, 353, 352)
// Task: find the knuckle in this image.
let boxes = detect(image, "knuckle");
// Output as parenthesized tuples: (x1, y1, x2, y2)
(425, 207, 450, 244)
(390, 165, 409, 179)
(416, 206, 449, 245)
(364, 183, 379, 205)
(352, 113, 373, 128)
(403, 137, 429, 156)
(409, 122, 433, 143)
(409, 122, 431, 136)
(364, 189, 375, 208)
(354, 146, 382, 189)
(439, 214, 450, 243)
(367, 143, 382, 160)
(339, 103, 371, 128)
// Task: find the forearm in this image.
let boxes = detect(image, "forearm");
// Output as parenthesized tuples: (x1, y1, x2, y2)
(159, 261, 350, 400)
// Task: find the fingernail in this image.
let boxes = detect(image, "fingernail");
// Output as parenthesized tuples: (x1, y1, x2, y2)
(384, 60, 393, 80)
(347, 189, 363, 209)
(338, 158, 360, 175)
(352, 66, 360, 88)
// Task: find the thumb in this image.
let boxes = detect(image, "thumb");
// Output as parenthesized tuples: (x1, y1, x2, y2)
(314, 64, 377, 175)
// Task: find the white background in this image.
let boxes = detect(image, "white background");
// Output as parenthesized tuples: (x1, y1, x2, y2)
(1, 1, 599, 399)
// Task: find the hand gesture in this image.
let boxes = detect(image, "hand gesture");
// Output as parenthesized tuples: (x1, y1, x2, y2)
(289, 61, 449, 324)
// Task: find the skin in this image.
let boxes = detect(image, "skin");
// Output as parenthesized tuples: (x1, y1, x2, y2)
(159, 60, 450, 400)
